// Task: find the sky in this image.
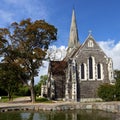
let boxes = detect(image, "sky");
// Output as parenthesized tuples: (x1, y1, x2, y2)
(0, 0, 120, 83)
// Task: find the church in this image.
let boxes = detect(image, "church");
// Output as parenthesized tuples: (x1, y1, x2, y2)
(46, 9, 114, 102)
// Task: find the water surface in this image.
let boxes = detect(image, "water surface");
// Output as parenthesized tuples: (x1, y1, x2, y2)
(0, 110, 119, 120)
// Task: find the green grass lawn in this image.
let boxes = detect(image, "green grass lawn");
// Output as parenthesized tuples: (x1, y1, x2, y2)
(0, 96, 23, 102)
(0, 96, 53, 103)
(0, 96, 9, 102)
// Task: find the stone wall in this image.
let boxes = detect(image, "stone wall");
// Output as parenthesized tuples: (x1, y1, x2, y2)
(53, 75, 66, 99)
(1, 102, 120, 113)
(80, 81, 102, 98)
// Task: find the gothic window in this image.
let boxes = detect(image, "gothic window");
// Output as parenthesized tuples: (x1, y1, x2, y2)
(88, 40, 94, 47)
(81, 63, 84, 79)
(97, 64, 101, 79)
(89, 57, 93, 79)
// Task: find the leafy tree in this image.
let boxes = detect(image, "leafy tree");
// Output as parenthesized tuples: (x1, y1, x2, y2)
(15, 84, 31, 96)
(40, 75, 48, 85)
(0, 63, 24, 100)
(35, 75, 48, 96)
(0, 28, 28, 100)
(97, 83, 115, 101)
(0, 19, 57, 102)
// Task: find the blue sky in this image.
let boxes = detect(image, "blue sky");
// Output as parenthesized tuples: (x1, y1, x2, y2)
(1, 0, 120, 46)
(0, 0, 120, 82)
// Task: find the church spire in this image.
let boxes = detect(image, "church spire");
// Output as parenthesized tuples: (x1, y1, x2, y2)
(68, 9, 80, 49)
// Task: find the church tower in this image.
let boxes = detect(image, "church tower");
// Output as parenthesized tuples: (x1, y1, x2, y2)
(47, 8, 114, 102)
(67, 9, 80, 54)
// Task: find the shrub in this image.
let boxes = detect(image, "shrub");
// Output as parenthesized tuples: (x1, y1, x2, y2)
(36, 97, 49, 102)
(97, 83, 115, 101)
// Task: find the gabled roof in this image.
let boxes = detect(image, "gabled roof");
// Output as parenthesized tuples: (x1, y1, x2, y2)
(65, 33, 109, 60)
(72, 33, 108, 58)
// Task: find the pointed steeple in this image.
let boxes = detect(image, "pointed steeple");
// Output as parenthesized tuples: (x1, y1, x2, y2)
(68, 9, 80, 49)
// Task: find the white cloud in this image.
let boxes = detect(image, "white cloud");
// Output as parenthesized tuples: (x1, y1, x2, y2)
(98, 40, 120, 70)
(47, 45, 67, 61)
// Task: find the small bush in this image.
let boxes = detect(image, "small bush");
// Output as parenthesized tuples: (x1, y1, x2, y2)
(97, 83, 115, 101)
(36, 97, 52, 103)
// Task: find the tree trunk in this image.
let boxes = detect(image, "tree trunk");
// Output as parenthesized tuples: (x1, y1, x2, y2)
(30, 77, 36, 103)
(8, 92, 12, 101)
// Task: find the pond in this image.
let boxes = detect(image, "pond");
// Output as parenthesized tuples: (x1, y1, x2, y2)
(0, 110, 119, 120)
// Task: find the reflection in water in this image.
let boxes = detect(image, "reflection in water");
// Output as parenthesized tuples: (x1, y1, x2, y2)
(0, 110, 119, 120)
(21, 113, 31, 119)
(19, 110, 120, 120)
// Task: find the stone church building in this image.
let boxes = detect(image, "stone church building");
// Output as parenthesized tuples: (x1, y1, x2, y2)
(46, 10, 114, 101)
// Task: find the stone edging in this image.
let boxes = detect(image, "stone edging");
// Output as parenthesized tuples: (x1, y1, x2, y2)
(0, 102, 120, 113)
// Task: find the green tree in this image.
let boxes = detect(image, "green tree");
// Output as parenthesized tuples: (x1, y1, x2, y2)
(15, 84, 30, 96)
(0, 28, 28, 100)
(40, 75, 48, 85)
(97, 83, 115, 101)
(0, 19, 57, 102)
(0, 63, 24, 100)
(35, 75, 48, 96)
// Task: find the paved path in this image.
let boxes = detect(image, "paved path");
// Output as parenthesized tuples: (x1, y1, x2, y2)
(12, 96, 31, 102)
(0, 96, 70, 108)
(0, 96, 32, 108)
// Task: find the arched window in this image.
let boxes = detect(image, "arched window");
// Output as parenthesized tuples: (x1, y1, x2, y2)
(97, 64, 101, 79)
(89, 57, 93, 79)
(81, 63, 84, 79)
(88, 40, 94, 47)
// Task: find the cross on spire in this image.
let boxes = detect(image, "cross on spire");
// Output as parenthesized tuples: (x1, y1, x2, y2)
(89, 30, 92, 35)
